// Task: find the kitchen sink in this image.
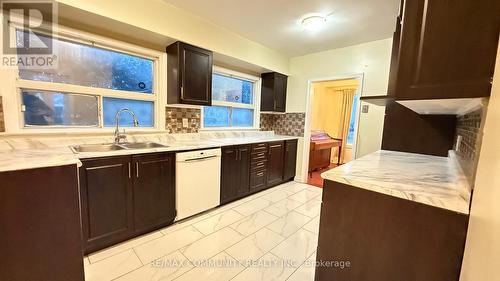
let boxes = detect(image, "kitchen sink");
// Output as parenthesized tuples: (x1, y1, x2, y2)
(70, 143, 125, 153)
(118, 142, 167, 150)
(70, 142, 167, 153)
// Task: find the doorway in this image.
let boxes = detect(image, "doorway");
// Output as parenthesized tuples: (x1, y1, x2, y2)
(303, 75, 363, 187)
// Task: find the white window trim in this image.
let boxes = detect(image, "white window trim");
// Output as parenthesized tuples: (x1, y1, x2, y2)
(1, 23, 166, 134)
(199, 66, 261, 131)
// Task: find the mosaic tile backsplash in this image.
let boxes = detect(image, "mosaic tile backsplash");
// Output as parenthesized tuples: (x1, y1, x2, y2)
(260, 113, 305, 137)
(0, 97, 4, 132)
(165, 107, 201, 134)
(454, 108, 485, 186)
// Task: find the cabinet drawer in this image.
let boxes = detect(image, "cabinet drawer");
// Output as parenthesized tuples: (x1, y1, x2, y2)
(252, 143, 268, 153)
(250, 170, 267, 190)
(251, 151, 267, 162)
(250, 160, 267, 171)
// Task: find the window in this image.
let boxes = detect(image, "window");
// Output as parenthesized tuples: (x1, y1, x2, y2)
(346, 94, 359, 145)
(14, 27, 161, 130)
(203, 70, 260, 129)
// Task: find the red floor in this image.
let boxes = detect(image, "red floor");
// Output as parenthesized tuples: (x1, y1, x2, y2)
(307, 163, 339, 187)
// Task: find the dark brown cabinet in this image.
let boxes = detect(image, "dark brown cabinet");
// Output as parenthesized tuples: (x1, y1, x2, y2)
(220, 145, 251, 204)
(0, 165, 84, 281)
(261, 72, 288, 112)
(283, 139, 298, 181)
(80, 153, 176, 254)
(391, 0, 500, 100)
(166, 41, 213, 105)
(250, 142, 269, 192)
(132, 153, 176, 233)
(267, 141, 285, 186)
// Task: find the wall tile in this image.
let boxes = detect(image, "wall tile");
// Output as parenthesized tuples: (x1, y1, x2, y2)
(165, 107, 200, 134)
(260, 113, 305, 137)
(0, 96, 4, 132)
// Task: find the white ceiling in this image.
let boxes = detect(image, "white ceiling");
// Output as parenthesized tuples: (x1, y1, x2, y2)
(162, 0, 400, 57)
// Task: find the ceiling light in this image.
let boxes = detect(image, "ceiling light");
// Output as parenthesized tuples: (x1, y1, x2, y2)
(300, 14, 327, 31)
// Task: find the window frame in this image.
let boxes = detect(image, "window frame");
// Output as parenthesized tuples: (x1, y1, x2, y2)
(200, 66, 261, 131)
(2, 22, 166, 133)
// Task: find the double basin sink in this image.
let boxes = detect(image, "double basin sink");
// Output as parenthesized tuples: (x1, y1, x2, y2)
(70, 142, 167, 153)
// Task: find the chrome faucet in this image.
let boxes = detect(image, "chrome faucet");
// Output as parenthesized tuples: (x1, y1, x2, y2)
(114, 108, 139, 144)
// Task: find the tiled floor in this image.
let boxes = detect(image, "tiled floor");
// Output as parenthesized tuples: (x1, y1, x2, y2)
(84, 181, 322, 281)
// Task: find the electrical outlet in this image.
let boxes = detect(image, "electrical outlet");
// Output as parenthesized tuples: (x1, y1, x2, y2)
(182, 118, 188, 128)
(362, 105, 369, 113)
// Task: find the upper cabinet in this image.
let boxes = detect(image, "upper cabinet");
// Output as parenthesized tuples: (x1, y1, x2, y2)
(391, 0, 500, 100)
(166, 41, 213, 106)
(261, 72, 288, 112)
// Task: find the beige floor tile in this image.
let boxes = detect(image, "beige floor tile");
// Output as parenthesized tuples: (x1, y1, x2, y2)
(230, 210, 278, 236)
(266, 211, 311, 237)
(294, 200, 321, 218)
(231, 253, 297, 281)
(114, 250, 193, 281)
(278, 182, 308, 195)
(233, 197, 273, 216)
(160, 213, 212, 235)
(263, 198, 303, 217)
(287, 252, 317, 281)
(192, 209, 244, 235)
(84, 249, 142, 281)
(225, 228, 284, 265)
(271, 229, 318, 266)
(181, 227, 244, 262)
(83, 256, 90, 267)
(134, 225, 204, 264)
(175, 251, 245, 281)
(260, 189, 289, 203)
(287, 189, 320, 203)
(88, 231, 163, 263)
(302, 216, 320, 234)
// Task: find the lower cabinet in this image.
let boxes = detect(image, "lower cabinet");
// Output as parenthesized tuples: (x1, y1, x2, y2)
(283, 139, 298, 181)
(79, 153, 175, 254)
(267, 141, 285, 186)
(220, 145, 250, 204)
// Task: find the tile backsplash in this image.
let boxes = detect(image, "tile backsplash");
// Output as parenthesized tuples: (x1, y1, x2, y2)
(0, 96, 4, 132)
(165, 107, 201, 133)
(454, 108, 486, 186)
(260, 113, 305, 137)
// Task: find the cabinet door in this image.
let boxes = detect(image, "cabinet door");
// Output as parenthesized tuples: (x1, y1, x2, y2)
(395, 0, 500, 100)
(132, 153, 176, 234)
(79, 156, 133, 253)
(220, 146, 239, 204)
(237, 145, 251, 196)
(274, 73, 287, 112)
(180, 43, 213, 105)
(283, 139, 298, 181)
(267, 141, 285, 186)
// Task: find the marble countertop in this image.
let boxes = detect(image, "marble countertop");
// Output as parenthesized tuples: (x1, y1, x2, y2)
(0, 132, 298, 173)
(321, 150, 471, 214)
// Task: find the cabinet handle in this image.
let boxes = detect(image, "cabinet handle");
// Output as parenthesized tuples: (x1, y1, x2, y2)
(180, 86, 184, 98)
(257, 172, 264, 177)
(128, 163, 131, 178)
(136, 162, 139, 178)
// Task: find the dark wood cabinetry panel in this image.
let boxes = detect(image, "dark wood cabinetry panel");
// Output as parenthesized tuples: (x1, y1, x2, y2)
(316, 180, 468, 281)
(0, 165, 84, 281)
(267, 141, 285, 186)
(167, 41, 213, 105)
(392, 0, 500, 100)
(132, 153, 176, 234)
(237, 145, 251, 196)
(79, 156, 134, 253)
(261, 72, 288, 112)
(382, 101, 457, 156)
(283, 139, 298, 180)
(220, 145, 251, 204)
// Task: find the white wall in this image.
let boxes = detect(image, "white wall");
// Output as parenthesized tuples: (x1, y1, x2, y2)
(287, 38, 392, 180)
(459, 42, 500, 281)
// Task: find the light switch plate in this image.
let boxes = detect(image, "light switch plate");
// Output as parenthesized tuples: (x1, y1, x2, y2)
(362, 105, 369, 113)
(182, 118, 188, 128)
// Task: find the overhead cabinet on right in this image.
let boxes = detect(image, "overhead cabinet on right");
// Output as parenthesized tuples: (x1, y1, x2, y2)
(390, 0, 500, 100)
(260, 72, 288, 112)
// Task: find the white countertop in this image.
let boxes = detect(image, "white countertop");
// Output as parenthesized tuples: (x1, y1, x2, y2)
(0, 132, 298, 173)
(321, 150, 471, 214)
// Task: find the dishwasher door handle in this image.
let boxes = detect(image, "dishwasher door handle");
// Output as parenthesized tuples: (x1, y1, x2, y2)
(184, 155, 218, 162)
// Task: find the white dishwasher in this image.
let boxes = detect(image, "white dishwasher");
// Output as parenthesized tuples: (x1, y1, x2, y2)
(176, 148, 221, 220)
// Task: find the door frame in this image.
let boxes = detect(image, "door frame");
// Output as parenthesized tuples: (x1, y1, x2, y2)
(300, 73, 365, 182)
